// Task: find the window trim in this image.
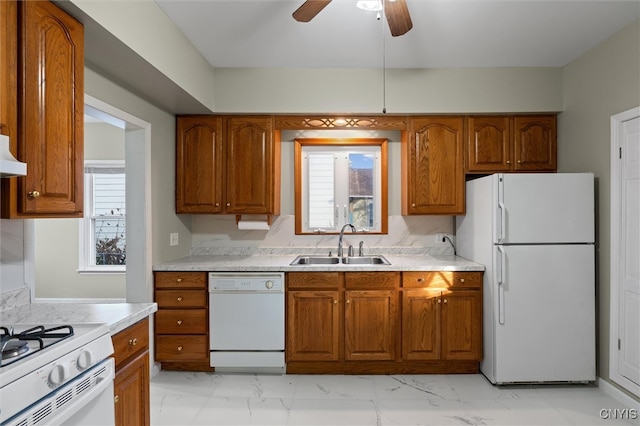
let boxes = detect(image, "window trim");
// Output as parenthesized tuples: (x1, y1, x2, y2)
(78, 160, 126, 274)
(294, 138, 388, 235)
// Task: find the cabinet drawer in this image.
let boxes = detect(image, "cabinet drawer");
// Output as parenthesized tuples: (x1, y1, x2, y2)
(155, 335, 209, 361)
(155, 272, 207, 289)
(287, 272, 340, 289)
(112, 318, 149, 369)
(402, 271, 482, 289)
(345, 272, 399, 289)
(156, 289, 206, 308)
(155, 310, 207, 334)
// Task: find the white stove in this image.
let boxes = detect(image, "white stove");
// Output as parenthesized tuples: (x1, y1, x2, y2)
(0, 322, 114, 425)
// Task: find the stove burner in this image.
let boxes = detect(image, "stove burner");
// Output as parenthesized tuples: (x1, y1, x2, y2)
(0, 325, 75, 367)
(1, 341, 29, 360)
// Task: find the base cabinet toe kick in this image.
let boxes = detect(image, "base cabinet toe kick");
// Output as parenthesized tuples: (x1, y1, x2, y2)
(154, 270, 482, 374)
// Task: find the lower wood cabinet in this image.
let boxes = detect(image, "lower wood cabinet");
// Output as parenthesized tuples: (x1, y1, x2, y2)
(112, 318, 150, 426)
(286, 270, 482, 374)
(153, 271, 211, 371)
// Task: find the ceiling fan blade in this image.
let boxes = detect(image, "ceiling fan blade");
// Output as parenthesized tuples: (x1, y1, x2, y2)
(292, 0, 332, 22)
(384, 0, 413, 37)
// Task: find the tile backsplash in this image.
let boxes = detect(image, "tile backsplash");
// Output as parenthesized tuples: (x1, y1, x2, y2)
(191, 214, 454, 256)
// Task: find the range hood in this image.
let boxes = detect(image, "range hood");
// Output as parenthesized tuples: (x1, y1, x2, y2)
(0, 134, 26, 177)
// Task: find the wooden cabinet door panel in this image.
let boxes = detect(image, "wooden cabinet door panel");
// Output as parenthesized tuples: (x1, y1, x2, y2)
(441, 290, 482, 360)
(467, 116, 511, 172)
(114, 351, 150, 426)
(513, 116, 557, 171)
(402, 289, 441, 360)
(345, 290, 396, 361)
(287, 290, 339, 361)
(176, 116, 223, 213)
(225, 116, 276, 214)
(404, 117, 464, 215)
(19, 0, 83, 216)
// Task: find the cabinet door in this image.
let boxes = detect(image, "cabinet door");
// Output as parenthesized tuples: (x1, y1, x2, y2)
(114, 351, 150, 426)
(287, 290, 339, 361)
(513, 115, 557, 171)
(176, 116, 223, 213)
(345, 290, 396, 361)
(225, 116, 279, 214)
(403, 117, 464, 215)
(18, 1, 83, 216)
(0, 0, 16, 141)
(467, 116, 511, 172)
(401, 289, 441, 360)
(441, 290, 482, 360)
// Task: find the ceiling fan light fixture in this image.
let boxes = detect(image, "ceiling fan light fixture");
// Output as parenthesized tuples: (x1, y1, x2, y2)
(356, 0, 382, 12)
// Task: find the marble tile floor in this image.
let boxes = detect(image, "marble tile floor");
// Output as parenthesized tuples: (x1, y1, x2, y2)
(150, 371, 639, 426)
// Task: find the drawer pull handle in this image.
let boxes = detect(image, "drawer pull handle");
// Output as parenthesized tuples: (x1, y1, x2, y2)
(460, 278, 465, 283)
(114, 395, 120, 404)
(177, 320, 183, 325)
(177, 346, 183, 352)
(417, 277, 424, 283)
(177, 297, 183, 302)
(129, 338, 138, 346)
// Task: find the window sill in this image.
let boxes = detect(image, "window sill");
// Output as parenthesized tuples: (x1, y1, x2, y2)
(78, 267, 126, 275)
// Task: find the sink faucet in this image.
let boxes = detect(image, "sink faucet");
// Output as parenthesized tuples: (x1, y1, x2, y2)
(337, 223, 356, 257)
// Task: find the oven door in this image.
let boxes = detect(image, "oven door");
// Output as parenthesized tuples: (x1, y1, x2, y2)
(3, 358, 115, 426)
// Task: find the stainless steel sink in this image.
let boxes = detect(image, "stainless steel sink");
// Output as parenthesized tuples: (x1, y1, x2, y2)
(341, 255, 391, 265)
(290, 256, 340, 265)
(290, 255, 391, 265)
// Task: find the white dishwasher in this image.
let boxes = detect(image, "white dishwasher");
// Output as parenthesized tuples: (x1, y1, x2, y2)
(208, 272, 285, 373)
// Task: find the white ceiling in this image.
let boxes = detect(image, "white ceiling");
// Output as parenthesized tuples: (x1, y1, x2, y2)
(155, 0, 640, 69)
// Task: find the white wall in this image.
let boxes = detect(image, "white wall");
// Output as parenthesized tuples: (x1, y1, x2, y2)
(559, 19, 640, 400)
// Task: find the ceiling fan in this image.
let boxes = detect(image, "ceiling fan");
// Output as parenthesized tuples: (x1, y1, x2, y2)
(292, 0, 413, 37)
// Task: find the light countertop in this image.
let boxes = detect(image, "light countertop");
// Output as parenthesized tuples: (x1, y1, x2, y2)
(153, 254, 484, 272)
(0, 302, 157, 336)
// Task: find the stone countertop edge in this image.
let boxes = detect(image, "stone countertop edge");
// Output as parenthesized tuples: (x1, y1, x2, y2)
(152, 254, 485, 272)
(0, 303, 158, 336)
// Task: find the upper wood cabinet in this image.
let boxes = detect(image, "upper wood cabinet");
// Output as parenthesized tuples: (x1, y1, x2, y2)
(466, 115, 557, 173)
(1, 0, 84, 218)
(402, 117, 465, 215)
(176, 115, 281, 215)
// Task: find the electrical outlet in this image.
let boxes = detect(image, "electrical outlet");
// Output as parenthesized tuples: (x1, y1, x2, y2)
(435, 233, 447, 243)
(170, 233, 179, 246)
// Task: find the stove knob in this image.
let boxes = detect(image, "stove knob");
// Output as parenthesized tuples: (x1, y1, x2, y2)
(76, 350, 93, 370)
(48, 364, 69, 387)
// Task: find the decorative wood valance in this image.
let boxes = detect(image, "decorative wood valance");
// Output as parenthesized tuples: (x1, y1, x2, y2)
(275, 115, 408, 130)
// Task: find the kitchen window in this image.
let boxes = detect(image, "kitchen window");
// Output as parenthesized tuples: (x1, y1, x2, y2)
(294, 138, 388, 234)
(79, 161, 126, 272)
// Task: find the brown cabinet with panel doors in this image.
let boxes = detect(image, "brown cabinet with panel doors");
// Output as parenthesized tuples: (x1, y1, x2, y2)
(402, 117, 465, 215)
(286, 270, 480, 374)
(466, 115, 557, 173)
(175, 115, 281, 217)
(112, 318, 150, 426)
(1, 0, 84, 218)
(154, 272, 212, 371)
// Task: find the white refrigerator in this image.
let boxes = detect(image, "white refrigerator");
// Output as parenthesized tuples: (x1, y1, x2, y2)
(455, 173, 596, 384)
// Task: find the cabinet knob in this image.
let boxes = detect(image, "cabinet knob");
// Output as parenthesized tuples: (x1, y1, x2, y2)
(177, 346, 183, 352)
(460, 278, 465, 283)
(443, 298, 448, 304)
(517, 160, 522, 164)
(506, 160, 511, 164)
(333, 299, 337, 304)
(346, 299, 350, 304)
(411, 203, 416, 207)
(177, 320, 183, 325)
(215, 202, 220, 207)
(128, 338, 138, 346)
(417, 277, 424, 283)
(177, 297, 183, 302)
(438, 299, 442, 304)
(176, 278, 183, 283)
(114, 395, 120, 404)
(28, 190, 40, 198)
(226, 203, 231, 207)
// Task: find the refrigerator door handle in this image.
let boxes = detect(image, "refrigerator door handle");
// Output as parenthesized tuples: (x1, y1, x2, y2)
(497, 246, 505, 324)
(497, 202, 506, 243)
